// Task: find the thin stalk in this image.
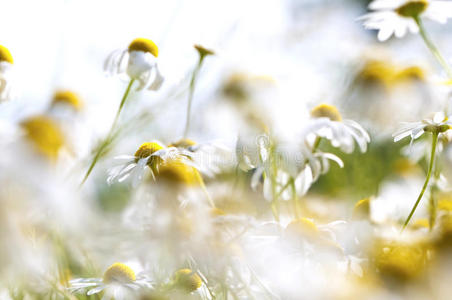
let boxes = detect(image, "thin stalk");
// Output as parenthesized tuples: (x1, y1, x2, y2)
(80, 79, 135, 186)
(402, 132, 438, 230)
(415, 17, 452, 79)
(290, 178, 300, 219)
(183, 57, 204, 138)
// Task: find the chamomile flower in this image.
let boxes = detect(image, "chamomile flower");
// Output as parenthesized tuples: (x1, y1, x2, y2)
(393, 111, 452, 144)
(50, 90, 83, 112)
(107, 142, 196, 186)
(69, 262, 152, 299)
(306, 104, 370, 154)
(0, 44, 15, 103)
(104, 38, 164, 91)
(20, 115, 66, 161)
(359, 0, 452, 41)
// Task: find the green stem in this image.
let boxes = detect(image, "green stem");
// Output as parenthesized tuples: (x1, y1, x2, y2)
(402, 132, 438, 230)
(415, 17, 452, 79)
(183, 57, 204, 138)
(290, 178, 300, 219)
(80, 79, 135, 186)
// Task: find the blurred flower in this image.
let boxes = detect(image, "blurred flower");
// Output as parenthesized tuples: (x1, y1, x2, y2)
(69, 262, 152, 299)
(20, 115, 66, 161)
(50, 90, 83, 112)
(170, 269, 202, 293)
(0, 44, 15, 103)
(169, 138, 234, 176)
(107, 142, 196, 186)
(104, 38, 164, 91)
(359, 0, 452, 41)
(393, 111, 452, 144)
(306, 104, 370, 153)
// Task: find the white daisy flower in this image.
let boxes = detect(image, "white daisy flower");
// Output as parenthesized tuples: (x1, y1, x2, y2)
(359, 0, 452, 41)
(236, 134, 343, 200)
(393, 111, 452, 143)
(0, 44, 15, 103)
(305, 104, 371, 154)
(104, 38, 164, 91)
(107, 141, 196, 186)
(69, 262, 152, 300)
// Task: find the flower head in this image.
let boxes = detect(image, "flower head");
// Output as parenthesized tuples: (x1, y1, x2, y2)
(128, 38, 159, 58)
(359, 0, 452, 41)
(306, 103, 370, 153)
(171, 268, 202, 293)
(0, 45, 13, 64)
(21, 115, 65, 161)
(51, 90, 83, 111)
(0, 44, 15, 103)
(194, 44, 215, 59)
(69, 262, 151, 299)
(393, 111, 451, 144)
(107, 141, 196, 186)
(103, 262, 136, 283)
(104, 38, 164, 91)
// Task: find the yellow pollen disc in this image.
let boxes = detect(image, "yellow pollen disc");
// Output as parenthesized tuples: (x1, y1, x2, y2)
(128, 38, 159, 57)
(0, 45, 13, 64)
(51, 90, 83, 111)
(194, 44, 215, 57)
(135, 142, 164, 160)
(135, 142, 164, 170)
(395, 66, 425, 81)
(173, 268, 202, 292)
(157, 159, 202, 186)
(168, 138, 196, 149)
(310, 104, 342, 121)
(396, 0, 428, 18)
(21, 115, 65, 160)
(373, 242, 426, 281)
(103, 262, 136, 284)
(285, 218, 319, 238)
(352, 198, 370, 220)
(438, 198, 452, 212)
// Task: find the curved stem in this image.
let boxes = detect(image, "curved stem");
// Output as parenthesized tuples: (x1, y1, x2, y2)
(402, 132, 438, 231)
(415, 17, 452, 79)
(183, 58, 204, 138)
(80, 79, 135, 186)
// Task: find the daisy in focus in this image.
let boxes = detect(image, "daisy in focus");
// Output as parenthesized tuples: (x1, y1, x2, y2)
(107, 141, 197, 186)
(305, 104, 370, 154)
(359, 0, 452, 41)
(393, 111, 451, 144)
(69, 262, 152, 299)
(0, 44, 15, 103)
(104, 37, 164, 91)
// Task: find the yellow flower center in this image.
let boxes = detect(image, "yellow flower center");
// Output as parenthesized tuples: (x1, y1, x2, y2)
(310, 104, 342, 121)
(374, 242, 426, 281)
(0, 45, 13, 64)
(194, 44, 215, 58)
(21, 115, 65, 160)
(396, 66, 425, 81)
(438, 198, 452, 212)
(51, 90, 83, 111)
(103, 262, 136, 284)
(352, 198, 370, 220)
(135, 142, 164, 170)
(128, 38, 159, 57)
(157, 159, 202, 186)
(285, 218, 319, 238)
(172, 269, 202, 292)
(168, 138, 196, 149)
(396, 0, 428, 18)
